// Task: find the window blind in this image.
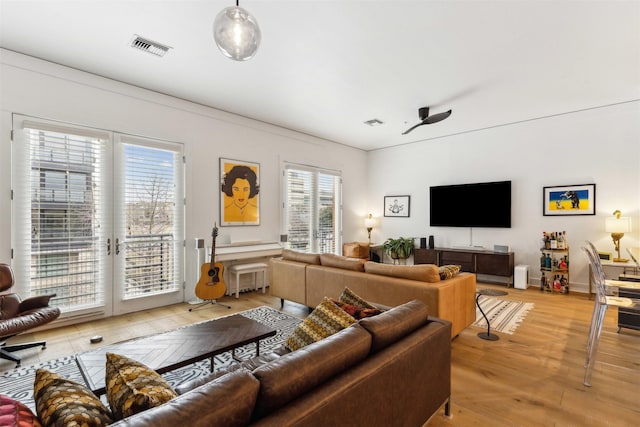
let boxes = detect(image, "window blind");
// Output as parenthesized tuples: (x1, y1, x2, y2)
(283, 163, 341, 254)
(13, 117, 110, 312)
(115, 134, 184, 299)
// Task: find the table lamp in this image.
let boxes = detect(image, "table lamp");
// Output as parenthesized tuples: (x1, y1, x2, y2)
(365, 214, 375, 245)
(605, 210, 632, 262)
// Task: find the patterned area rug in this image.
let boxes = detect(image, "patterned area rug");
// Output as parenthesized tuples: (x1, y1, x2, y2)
(473, 297, 534, 335)
(0, 306, 301, 412)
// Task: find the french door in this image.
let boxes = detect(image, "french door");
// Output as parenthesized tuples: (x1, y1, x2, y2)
(282, 163, 342, 254)
(11, 115, 184, 318)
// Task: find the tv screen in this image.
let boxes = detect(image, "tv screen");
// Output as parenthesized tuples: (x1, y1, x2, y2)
(429, 181, 511, 228)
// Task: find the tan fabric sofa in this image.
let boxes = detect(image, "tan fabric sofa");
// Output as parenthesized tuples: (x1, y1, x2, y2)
(270, 250, 476, 338)
(110, 300, 452, 427)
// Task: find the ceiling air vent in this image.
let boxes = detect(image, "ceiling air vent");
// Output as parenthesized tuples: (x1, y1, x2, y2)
(364, 118, 384, 127)
(130, 35, 171, 57)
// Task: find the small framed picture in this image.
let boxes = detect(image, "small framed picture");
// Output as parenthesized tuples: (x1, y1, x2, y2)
(384, 195, 410, 217)
(543, 183, 596, 216)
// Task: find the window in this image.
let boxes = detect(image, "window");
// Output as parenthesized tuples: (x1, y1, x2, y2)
(282, 163, 342, 254)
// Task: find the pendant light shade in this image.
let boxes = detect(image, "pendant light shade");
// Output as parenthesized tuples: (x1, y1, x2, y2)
(213, 1, 261, 61)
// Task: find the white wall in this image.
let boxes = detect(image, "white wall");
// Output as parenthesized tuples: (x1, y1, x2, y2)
(2, 49, 638, 297)
(367, 101, 640, 292)
(0, 50, 369, 302)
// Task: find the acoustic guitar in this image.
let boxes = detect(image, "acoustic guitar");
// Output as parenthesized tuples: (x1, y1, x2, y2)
(195, 225, 226, 301)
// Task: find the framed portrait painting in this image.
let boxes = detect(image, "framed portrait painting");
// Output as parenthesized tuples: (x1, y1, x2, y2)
(220, 158, 260, 226)
(543, 183, 596, 216)
(384, 195, 410, 217)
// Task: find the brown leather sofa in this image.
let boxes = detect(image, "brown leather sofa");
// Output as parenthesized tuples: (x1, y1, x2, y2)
(110, 300, 452, 427)
(270, 250, 476, 337)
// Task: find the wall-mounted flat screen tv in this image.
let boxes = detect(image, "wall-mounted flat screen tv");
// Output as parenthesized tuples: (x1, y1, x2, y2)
(429, 180, 511, 228)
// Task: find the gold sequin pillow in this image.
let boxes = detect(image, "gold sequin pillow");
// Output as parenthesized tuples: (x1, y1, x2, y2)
(105, 352, 177, 420)
(285, 297, 357, 351)
(33, 368, 113, 427)
(439, 264, 461, 280)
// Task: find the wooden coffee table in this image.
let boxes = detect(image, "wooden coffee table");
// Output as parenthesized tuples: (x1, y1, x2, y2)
(75, 314, 276, 396)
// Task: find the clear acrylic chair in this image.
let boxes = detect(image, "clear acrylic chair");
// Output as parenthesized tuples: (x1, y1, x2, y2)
(582, 241, 640, 386)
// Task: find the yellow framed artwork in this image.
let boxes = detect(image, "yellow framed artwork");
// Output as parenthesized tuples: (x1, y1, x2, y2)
(220, 158, 260, 226)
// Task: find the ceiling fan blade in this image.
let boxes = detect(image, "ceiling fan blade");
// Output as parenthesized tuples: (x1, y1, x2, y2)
(401, 122, 424, 135)
(423, 109, 452, 124)
(402, 108, 452, 135)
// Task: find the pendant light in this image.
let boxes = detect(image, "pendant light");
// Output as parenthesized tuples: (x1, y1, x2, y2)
(213, 0, 261, 61)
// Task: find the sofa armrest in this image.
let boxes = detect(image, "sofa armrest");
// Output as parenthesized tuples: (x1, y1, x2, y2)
(432, 272, 476, 337)
(270, 258, 307, 305)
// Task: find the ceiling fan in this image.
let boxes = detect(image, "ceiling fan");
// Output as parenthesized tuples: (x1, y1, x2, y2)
(401, 107, 452, 135)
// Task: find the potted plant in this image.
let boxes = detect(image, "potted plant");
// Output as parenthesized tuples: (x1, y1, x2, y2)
(383, 237, 416, 263)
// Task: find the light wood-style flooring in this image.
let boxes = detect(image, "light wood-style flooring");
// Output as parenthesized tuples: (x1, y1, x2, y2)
(2, 284, 638, 426)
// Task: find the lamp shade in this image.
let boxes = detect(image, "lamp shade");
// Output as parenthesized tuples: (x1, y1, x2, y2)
(605, 216, 631, 233)
(364, 214, 375, 229)
(213, 5, 261, 61)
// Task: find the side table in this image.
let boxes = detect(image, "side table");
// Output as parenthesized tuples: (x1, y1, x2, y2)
(476, 288, 508, 341)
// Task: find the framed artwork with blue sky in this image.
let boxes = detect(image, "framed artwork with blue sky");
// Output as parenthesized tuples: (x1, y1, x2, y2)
(543, 184, 596, 216)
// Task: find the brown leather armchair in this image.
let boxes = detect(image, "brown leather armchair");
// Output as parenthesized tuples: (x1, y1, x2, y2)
(0, 263, 60, 367)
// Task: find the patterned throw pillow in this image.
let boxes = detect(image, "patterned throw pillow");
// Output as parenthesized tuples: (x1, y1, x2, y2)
(338, 286, 377, 309)
(1, 394, 43, 427)
(33, 369, 113, 427)
(439, 264, 461, 280)
(330, 298, 384, 320)
(285, 297, 357, 351)
(105, 352, 177, 420)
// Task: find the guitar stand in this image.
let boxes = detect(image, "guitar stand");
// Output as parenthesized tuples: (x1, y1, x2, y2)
(188, 299, 231, 312)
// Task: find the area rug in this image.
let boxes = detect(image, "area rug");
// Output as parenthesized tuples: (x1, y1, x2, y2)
(473, 297, 534, 335)
(0, 306, 301, 412)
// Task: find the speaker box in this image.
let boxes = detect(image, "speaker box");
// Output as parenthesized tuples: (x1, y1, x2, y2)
(195, 238, 205, 249)
(420, 237, 427, 249)
(514, 265, 529, 289)
(428, 235, 434, 249)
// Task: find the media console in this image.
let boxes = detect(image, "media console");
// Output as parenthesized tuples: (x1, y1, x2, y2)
(414, 247, 514, 286)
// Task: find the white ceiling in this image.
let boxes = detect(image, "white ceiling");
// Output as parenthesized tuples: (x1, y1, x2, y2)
(1, 0, 639, 151)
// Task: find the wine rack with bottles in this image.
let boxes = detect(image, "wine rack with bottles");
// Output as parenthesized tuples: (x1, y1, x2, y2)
(539, 231, 569, 293)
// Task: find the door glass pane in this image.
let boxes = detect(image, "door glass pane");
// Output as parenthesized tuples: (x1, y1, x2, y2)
(284, 168, 313, 252)
(24, 127, 107, 312)
(317, 173, 339, 253)
(121, 143, 182, 298)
